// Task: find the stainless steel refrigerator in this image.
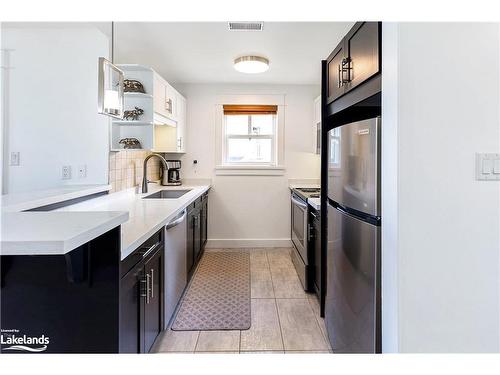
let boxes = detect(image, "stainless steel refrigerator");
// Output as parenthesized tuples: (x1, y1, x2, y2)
(326, 117, 381, 353)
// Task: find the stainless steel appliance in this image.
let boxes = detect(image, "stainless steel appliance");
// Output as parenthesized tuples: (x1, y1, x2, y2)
(326, 117, 381, 353)
(164, 209, 188, 328)
(291, 187, 320, 291)
(162, 160, 182, 186)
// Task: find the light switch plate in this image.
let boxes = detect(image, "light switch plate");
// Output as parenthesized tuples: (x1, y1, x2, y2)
(476, 153, 500, 181)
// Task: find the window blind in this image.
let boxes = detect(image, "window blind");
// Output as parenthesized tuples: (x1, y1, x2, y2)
(223, 105, 278, 115)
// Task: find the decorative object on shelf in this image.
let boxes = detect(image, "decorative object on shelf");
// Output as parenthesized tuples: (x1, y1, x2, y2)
(123, 107, 144, 121)
(119, 138, 142, 149)
(123, 79, 146, 93)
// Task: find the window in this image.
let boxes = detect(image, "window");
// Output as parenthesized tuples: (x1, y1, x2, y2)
(329, 127, 341, 167)
(223, 105, 277, 166)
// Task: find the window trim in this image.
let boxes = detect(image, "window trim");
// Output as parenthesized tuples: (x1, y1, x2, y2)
(215, 94, 286, 176)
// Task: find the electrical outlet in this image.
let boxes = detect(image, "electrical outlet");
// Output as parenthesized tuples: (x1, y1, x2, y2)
(62, 165, 72, 180)
(10, 152, 20, 166)
(78, 164, 87, 178)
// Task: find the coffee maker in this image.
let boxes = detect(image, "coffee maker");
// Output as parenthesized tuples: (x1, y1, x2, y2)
(161, 160, 182, 186)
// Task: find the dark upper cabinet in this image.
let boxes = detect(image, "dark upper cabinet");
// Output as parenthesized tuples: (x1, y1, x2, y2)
(327, 43, 345, 103)
(326, 22, 381, 105)
(344, 22, 380, 92)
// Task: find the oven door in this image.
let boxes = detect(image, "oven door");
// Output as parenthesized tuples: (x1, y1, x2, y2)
(291, 193, 308, 265)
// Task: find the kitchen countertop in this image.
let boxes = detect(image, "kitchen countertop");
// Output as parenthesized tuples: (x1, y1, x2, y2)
(57, 183, 211, 260)
(1, 211, 129, 255)
(1, 184, 112, 212)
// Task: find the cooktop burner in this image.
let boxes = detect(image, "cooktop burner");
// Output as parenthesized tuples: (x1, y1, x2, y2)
(294, 187, 321, 200)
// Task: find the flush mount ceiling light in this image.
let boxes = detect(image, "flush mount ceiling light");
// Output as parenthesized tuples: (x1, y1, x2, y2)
(234, 56, 269, 74)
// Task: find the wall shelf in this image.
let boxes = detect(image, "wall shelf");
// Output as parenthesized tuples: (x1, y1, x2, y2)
(124, 92, 153, 99)
(112, 120, 154, 126)
(110, 64, 186, 153)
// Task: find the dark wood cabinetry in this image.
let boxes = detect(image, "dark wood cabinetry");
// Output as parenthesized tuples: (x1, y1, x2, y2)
(119, 230, 163, 353)
(326, 22, 381, 106)
(308, 207, 323, 315)
(187, 192, 209, 279)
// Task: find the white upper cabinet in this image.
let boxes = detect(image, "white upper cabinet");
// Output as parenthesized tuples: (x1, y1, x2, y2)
(176, 93, 186, 153)
(153, 72, 179, 124)
(313, 95, 321, 155)
(111, 64, 187, 153)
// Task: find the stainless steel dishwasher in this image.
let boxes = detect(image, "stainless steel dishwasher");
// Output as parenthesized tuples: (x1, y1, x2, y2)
(164, 209, 188, 328)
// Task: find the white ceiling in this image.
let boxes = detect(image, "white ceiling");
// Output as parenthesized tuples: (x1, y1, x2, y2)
(114, 22, 353, 85)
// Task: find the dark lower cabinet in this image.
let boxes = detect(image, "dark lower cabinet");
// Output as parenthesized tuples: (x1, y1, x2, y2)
(186, 205, 195, 276)
(119, 230, 163, 353)
(309, 207, 324, 316)
(119, 261, 143, 353)
(186, 192, 209, 279)
(143, 248, 162, 352)
(0, 227, 121, 353)
(200, 194, 208, 248)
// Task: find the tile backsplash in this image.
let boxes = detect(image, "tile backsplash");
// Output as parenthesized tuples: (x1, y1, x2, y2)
(109, 150, 161, 193)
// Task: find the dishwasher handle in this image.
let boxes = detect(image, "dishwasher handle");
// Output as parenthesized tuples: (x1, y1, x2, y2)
(166, 209, 187, 230)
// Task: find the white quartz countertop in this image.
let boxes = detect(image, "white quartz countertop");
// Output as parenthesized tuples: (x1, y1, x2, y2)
(57, 183, 211, 260)
(1, 184, 111, 212)
(1, 211, 129, 255)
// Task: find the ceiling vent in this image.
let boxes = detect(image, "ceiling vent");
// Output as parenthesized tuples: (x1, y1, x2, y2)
(228, 22, 264, 31)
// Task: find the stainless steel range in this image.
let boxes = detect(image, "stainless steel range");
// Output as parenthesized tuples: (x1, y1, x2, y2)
(290, 187, 320, 291)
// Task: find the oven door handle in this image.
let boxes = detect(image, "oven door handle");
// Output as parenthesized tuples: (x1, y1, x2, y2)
(291, 196, 308, 210)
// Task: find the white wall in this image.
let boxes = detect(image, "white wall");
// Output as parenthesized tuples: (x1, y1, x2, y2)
(382, 23, 500, 352)
(174, 83, 320, 247)
(2, 24, 110, 193)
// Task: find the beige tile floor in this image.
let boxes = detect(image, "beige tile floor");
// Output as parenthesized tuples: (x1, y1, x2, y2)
(152, 248, 332, 354)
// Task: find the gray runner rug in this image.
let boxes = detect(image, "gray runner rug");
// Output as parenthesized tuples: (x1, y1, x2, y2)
(171, 251, 251, 331)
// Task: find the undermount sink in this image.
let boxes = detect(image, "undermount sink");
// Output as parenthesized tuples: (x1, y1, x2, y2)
(143, 189, 192, 199)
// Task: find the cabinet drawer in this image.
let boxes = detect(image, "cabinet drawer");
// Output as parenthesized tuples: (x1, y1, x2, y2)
(121, 230, 163, 277)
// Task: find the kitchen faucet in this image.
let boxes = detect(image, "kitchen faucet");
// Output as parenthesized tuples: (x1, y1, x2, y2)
(141, 153, 168, 193)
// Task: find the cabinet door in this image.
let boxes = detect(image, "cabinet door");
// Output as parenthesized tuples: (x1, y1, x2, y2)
(119, 262, 143, 353)
(165, 83, 177, 121)
(200, 197, 208, 249)
(312, 214, 321, 294)
(193, 210, 202, 262)
(186, 209, 195, 277)
(176, 94, 186, 152)
(153, 74, 167, 117)
(143, 248, 163, 353)
(326, 43, 345, 103)
(344, 22, 380, 92)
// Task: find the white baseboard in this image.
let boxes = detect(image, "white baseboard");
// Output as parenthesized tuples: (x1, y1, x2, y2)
(206, 238, 292, 249)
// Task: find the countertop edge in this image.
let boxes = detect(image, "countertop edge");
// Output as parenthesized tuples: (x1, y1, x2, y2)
(0, 211, 129, 256)
(2, 184, 112, 213)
